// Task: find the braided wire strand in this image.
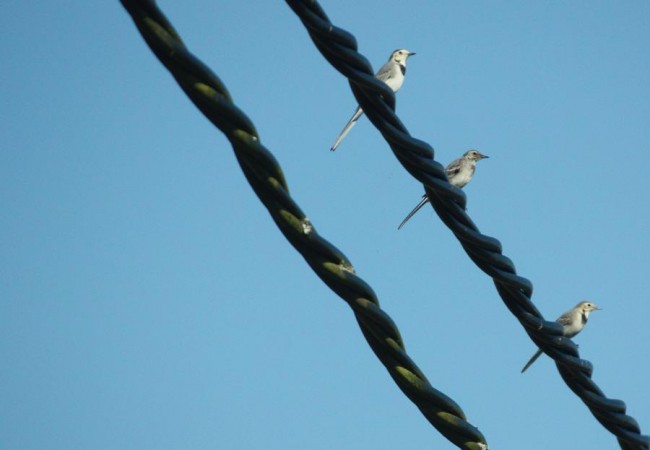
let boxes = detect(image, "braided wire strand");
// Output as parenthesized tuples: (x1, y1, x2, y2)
(120, 1, 489, 449)
(285, 1, 649, 449)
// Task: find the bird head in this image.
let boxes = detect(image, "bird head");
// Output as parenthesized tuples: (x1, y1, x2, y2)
(464, 150, 489, 161)
(578, 301, 601, 316)
(390, 49, 415, 64)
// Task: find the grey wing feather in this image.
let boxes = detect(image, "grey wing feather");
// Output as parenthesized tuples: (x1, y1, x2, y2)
(556, 313, 573, 327)
(330, 106, 364, 151)
(375, 61, 394, 82)
(521, 348, 543, 373)
(445, 158, 463, 178)
(398, 195, 430, 230)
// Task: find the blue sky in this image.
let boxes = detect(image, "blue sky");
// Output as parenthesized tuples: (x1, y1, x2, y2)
(2, 1, 649, 449)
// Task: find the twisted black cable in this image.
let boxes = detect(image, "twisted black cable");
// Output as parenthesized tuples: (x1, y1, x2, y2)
(120, 1, 488, 449)
(285, 1, 649, 449)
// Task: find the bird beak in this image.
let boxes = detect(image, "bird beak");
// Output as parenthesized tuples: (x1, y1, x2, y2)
(480, 154, 489, 159)
(409, 52, 416, 56)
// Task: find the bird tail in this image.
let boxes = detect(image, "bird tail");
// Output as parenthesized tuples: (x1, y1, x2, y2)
(330, 107, 364, 151)
(398, 195, 430, 230)
(521, 349, 543, 373)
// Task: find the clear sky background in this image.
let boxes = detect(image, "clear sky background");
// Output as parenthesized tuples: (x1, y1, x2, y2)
(2, 1, 649, 449)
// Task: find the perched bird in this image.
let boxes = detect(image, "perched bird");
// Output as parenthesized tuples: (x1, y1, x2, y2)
(397, 149, 488, 229)
(521, 301, 601, 373)
(330, 49, 415, 151)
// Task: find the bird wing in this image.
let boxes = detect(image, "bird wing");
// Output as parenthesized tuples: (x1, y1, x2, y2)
(556, 312, 573, 327)
(375, 61, 394, 82)
(330, 106, 364, 151)
(555, 308, 586, 338)
(445, 158, 463, 178)
(398, 195, 430, 230)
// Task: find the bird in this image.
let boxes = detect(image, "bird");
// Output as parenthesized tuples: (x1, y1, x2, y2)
(521, 301, 601, 373)
(397, 150, 488, 229)
(330, 49, 415, 151)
